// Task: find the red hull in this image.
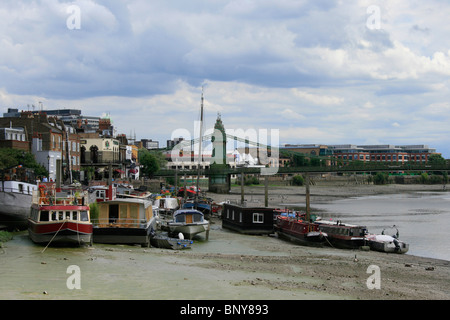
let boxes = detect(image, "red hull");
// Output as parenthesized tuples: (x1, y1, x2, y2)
(28, 220, 93, 245)
(276, 216, 326, 245)
(29, 220, 93, 235)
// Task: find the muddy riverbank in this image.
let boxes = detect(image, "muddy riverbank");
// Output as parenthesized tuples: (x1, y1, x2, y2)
(0, 184, 449, 300)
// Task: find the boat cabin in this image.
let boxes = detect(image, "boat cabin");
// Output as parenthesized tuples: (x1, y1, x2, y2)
(96, 198, 154, 228)
(222, 203, 276, 235)
(91, 185, 116, 202)
(173, 209, 205, 224)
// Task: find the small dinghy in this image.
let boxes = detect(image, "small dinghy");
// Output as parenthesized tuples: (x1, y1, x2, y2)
(150, 232, 193, 250)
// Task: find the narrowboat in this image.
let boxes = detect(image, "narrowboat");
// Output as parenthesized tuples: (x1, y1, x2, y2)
(315, 219, 367, 249)
(28, 182, 93, 246)
(275, 212, 327, 246)
(221, 203, 276, 235)
(93, 197, 158, 247)
(168, 209, 210, 240)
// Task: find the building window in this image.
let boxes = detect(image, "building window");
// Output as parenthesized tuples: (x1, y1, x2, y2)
(253, 213, 264, 224)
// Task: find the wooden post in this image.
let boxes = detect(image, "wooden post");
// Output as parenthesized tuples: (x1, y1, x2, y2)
(240, 170, 244, 205)
(305, 172, 310, 222)
(264, 175, 269, 207)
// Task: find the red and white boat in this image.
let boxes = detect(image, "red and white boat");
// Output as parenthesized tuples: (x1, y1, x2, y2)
(275, 210, 327, 246)
(28, 182, 93, 246)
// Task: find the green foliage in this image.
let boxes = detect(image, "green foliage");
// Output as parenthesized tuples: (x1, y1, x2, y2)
(420, 172, 429, 184)
(0, 231, 13, 246)
(244, 176, 260, 185)
(89, 202, 99, 222)
(0, 148, 47, 176)
(372, 172, 389, 185)
(292, 175, 304, 186)
(138, 149, 166, 178)
(428, 154, 446, 165)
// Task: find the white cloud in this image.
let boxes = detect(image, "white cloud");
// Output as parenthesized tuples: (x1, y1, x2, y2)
(0, 0, 449, 157)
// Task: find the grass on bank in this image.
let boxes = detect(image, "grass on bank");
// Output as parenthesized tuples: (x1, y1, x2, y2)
(0, 231, 13, 247)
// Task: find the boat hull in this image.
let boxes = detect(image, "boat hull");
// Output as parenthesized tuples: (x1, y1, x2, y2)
(168, 222, 209, 240)
(0, 191, 33, 230)
(275, 217, 327, 247)
(28, 220, 93, 246)
(366, 235, 409, 253)
(150, 233, 193, 250)
(93, 220, 156, 246)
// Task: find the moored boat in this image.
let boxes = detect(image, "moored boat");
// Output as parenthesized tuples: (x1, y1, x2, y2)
(93, 197, 158, 247)
(275, 212, 327, 246)
(315, 219, 367, 249)
(150, 231, 193, 250)
(1, 180, 37, 230)
(365, 226, 409, 253)
(168, 209, 210, 240)
(27, 182, 93, 246)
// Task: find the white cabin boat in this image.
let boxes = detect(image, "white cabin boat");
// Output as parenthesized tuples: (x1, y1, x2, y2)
(168, 209, 210, 240)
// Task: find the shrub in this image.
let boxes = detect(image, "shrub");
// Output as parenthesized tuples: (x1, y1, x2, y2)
(373, 172, 389, 185)
(292, 175, 305, 186)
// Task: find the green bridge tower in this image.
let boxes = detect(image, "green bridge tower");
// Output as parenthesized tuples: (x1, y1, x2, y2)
(208, 113, 231, 193)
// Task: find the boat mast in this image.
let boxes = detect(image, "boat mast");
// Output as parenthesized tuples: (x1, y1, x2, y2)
(195, 87, 204, 205)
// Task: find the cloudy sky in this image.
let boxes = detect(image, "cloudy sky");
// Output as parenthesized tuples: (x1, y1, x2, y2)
(1, 0, 450, 157)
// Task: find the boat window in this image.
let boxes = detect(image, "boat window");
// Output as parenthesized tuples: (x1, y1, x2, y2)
(193, 213, 203, 222)
(51, 211, 57, 221)
(19, 184, 24, 193)
(58, 211, 65, 220)
(253, 213, 264, 224)
(130, 205, 138, 225)
(119, 204, 128, 221)
(239, 212, 242, 223)
(72, 211, 78, 221)
(80, 211, 89, 221)
(40, 211, 49, 222)
(176, 214, 186, 223)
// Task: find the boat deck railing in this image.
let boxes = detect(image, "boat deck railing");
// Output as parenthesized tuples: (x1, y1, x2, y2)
(92, 218, 146, 228)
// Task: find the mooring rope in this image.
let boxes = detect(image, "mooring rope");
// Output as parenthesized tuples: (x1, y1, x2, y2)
(41, 221, 65, 253)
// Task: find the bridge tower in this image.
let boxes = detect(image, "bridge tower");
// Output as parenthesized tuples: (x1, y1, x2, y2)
(208, 113, 231, 193)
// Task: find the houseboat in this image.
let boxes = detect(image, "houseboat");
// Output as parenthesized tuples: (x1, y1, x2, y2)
(275, 211, 327, 246)
(168, 209, 210, 240)
(222, 203, 276, 235)
(28, 182, 93, 246)
(93, 197, 158, 247)
(315, 219, 367, 249)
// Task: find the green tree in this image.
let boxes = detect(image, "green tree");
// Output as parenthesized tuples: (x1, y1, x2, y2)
(139, 149, 164, 178)
(428, 154, 446, 165)
(0, 148, 47, 177)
